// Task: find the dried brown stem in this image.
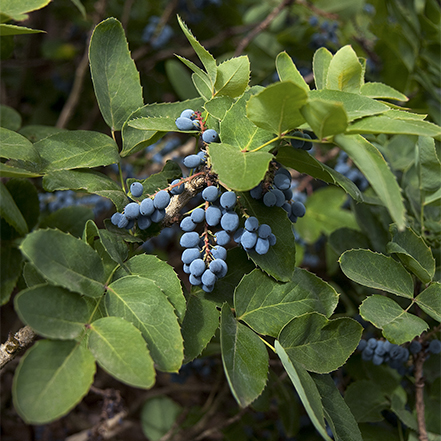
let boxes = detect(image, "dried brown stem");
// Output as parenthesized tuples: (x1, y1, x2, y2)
(0, 325, 36, 370)
(414, 350, 428, 441)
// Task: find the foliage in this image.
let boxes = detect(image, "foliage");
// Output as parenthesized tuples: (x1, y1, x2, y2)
(1, 0, 440, 440)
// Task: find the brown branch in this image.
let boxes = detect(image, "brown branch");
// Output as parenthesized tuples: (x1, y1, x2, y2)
(233, 0, 295, 57)
(0, 325, 36, 370)
(414, 350, 428, 441)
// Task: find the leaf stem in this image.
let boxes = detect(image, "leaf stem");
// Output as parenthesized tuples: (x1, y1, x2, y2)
(258, 335, 276, 352)
(248, 136, 280, 153)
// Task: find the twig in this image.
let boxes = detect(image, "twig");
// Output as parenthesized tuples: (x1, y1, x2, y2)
(233, 0, 295, 57)
(0, 325, 36, 370)
(414, 350, 428, 441)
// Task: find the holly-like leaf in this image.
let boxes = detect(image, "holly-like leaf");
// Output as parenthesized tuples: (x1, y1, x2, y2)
(12, 340, 96, 424)
(359, 295, 428, 344)
(415, 283, 441, 323)
(278, 312, 362, 373)
(313, 47, 333, 90)
(276, 51, 309, 93)
(14, 285, 89, 339)
(339, 249, 414, 298)
(89, 18, 144, 131)
(0, 127, 42, 165)
(214, 56, 250, 98)
(88, 316, 155, 389)
(235, 268, 338, 337)
(220, 304, 268, 407)
(360, 82, 408, 101)
(416, 136, 441, 202)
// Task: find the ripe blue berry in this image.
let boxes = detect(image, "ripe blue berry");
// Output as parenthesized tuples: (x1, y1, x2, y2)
(428, 339, 441, 354)
(181, 248, 200, 265)
(154, 190, 171, 209)
(201, 269, 217, 286)
(220, 212, 239, 233)
(170, 179, 184, 195)
(124, 202, 140, 219)
(151, 208, 166, 223)
(190, 258, 206, 277)
(263, 191, 276, 207)
(245, 217, 259, 232)
(180, 232, 200, 248)
(255, 237, 270, 255)
(220, 191, 237, 209)
(233, 228, 244, 244)
(250, 185, 263, 199)
(140, 198, 155, 216)
(180, 217, 196, 232)
(209, 259, 227, 278)
(274, 174, 291, 191)
(130, 182, 143, 198)
(268, 233, 277, 246)
(205, 206, 222, 226)
(291, 201, 306, 218)
(241, 231, 257, 250)
(175, 116, 196, 131)
(215, 230, 230, 246)
(272, 189, 285, 207)
(409, 340, 422, 354)
(290, 131, 305, 149)
(211, 245, 227, 260)
(189, 274, 202, 285)
(138, 215, 152, 230)
(258, 224, 272, 238)
(180, 109, 195, 119)
(111, 212, 123, 226)
(183, 154, 203, 169)
(202, 129, 220, 143)
(302, 133, 313, 150)
(118, 214, 129, 229)
(191, 207, 205, 223)
(202, 186, 219, 202)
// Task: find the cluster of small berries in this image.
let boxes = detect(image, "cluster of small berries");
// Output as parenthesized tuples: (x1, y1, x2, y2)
(175, 108, 220, 144)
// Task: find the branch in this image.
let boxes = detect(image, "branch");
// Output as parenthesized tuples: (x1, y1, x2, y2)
(414, 350, 428, 441)
(0, 325, 36, 370)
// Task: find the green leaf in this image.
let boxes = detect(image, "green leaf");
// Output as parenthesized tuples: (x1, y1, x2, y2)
(313, 47, 333, 90)
(0, 246, 23, 305)
(89, 18, 144, 131)
(0, 181, 28, 236)
(121, 98, 204, 157)
(0, 127, 42, 166)
(415, 283, 441, 323)
(275, 341, 332, 441)
(339, 249, 414, 298)
(360, 82, 408, 101)
(416, 136, 441, 199)
(326, 45, 364, 93)
(276, 51, 309, 93)
(20, 229, 106, 298)
(359, 295, 428, 344)
(128, 116, 190, 132)
(39, 206, 94, 238)
(14, 285, 89, 339)
(387, 224, 435, 283)
(177, 15, 217, 86)
(192, 71, 213, 100)
(295, 186, 359, 244)
(34, 130, 119, 172)
(235, 268, 339, 337)
(165, 59, 198, 100)
(114, 254, 186, 323)
(312, 374, 364, 441)
(106, 276, 183, 372)
(0, 104, 21, 130)
(204, 96, 234, 121)
(22, 262, 46, 288)
(276, 146, 364, 202)
(18, 124, 66, 143)
(0, 0, 51, 21)
(308, 90, 389, 121)
(214, 56, 250, 98)
(209, 143, 273, 192)
(344, 380, 388, 423)
(141, 396, 182, 441)
(239, 192, 296, 281)
(42, 169, 128, 212)
(278, 313, 362, 373)
(181, 294, 220, 362)
(12, 340, 95, 424)
(334, 134, 406, 230)
(220, 304, 268, 407)
(89, 316, 155, 389)
(300, 99, 348, 139)
(347, 115, 441, 140)
(0, 24, 44, 35)
(328, 228, 370, 258)
(247, 82, 308, 135)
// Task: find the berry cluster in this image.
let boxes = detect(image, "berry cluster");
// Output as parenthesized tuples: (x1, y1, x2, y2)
(250, 166, 307, 223)
(141, 16, 173, 49)
(175, 108, 220, 144)
(335, 151, 369, 191)
(309, 19, 339, 50)
(289, 131, 313, 151)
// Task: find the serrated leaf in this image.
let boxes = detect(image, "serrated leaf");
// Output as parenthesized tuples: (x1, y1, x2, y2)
(387, 224, 435, 283)
(1, 0, 52, 21)
(181, 294, 220, 362)
(209, 143, 273, 192)
(0, 24, 44, 35)
(247, 82, 308, 135)
(89, 316, 155, 389)
(312, 374, 364, 441)
(12, 340, 95, 424)
(347, 115, 441, 140)
(22, 262, 46, 288)
(220, 304, 268, 407)
(18, 125, 66, 143)
(177, 15, 217, 86)
(359, 295, 428, 344)
(89, 18, 143, 131)
(20, 229, 106, 298)
(334, 134, 406, 230)
(239, 192, 296, 281)
(308, 90, 389, 121)
(106, 275, 183, 372)
(415, 283, 441, 323)
(42, 169, 128, 212)
(0, 181, 28, 236)
(416, 136, 441, 199)
(40, 206, 94, 238)
(34, 130, 119, 171)
(1, 246, 23, 305)
(214, 56, 250, 98)
(278, 313, 362, 373)
(114, 254, 186, 323)
(14, 285, 89, 339)
(326, 45, 363, 93)
(121, 98, 204, 157)
(276, 51, 309, 93)
(128, 116, 193, 132)
(276, 146, 364, 202)
(360, 82, 408, 101)
(339, 249, 414, 298)
(235, 268, 338, 337)
(204, 96, 234, 121)
(275, 341, 332, 441)
(313, 47, 333, 90)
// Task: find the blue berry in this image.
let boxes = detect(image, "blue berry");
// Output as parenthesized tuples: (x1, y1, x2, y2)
(180, 217, 197, 232)
(202, 129, 220, 143)
(190, 258, 206, 277)
(180, 109, 195, 119)
(215, 230, 230, 246)
(202, 186, 219, 202)
(274, 174, 291, 190)
(205, 206, 222, 226)
(258, 224, 272, 238)
(138, 215, 152, 230)
(250, 185, 263, 199)
(181, 248, 200, 265)
(140, 198, 155, 216)
(357, 339, 367, 351)
(130, 182, 143, 198)
(191, 207, 205, 223)
(291, 201, 306, 218)
(209, 259, 227, 278)
(202, 284, 214, 293)
(183, 264, 191, 274)
(111, 212, 123, 226)
(268, 233, 277, 246)
(255, 237, 270, 255)
(233, 228, 244, 244)
(151, 208, 166, 223)
(290, 131, 305, 149)
(153, 190, 171, 209)
(275, 167, 291, 178)
(374, 341, 386, 356)
(245, 217, 259, 232)
(263, 191, 276, 207)
(197, 151, 206, 162)
(180, 232, 200, 248)
(124, 202, 140, 219)
(189, 274, 202, 285)
(428, 339, 441, 354)
(170, 179, 184, 195)
(176, 116, 196, 131)
(118, 214, 129, 229)
(272, 189, 285, 207)
(220, 191, 237, 209)
(362, 347, 373, 361)
(372, 354, 384, 365)
(183, 154, 203, 168)
(241, 231, 257, 250)
(211, 245, 227, 260)
(201, 269, 217, 286)
(367, 338, 378, 349)
(302, 133, 313, 150)
(409, 340, 422, 354)
(220, 212, 239, 233)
